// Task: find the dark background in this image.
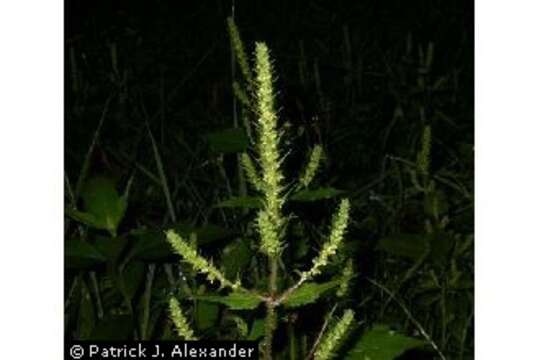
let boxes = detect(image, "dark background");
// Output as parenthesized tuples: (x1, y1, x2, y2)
(65, 1, 473, 358)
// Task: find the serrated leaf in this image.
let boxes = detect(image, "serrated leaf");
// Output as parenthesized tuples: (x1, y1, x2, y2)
(67, 177, 127, 236)
(206, 128, 249, 153)
(194, 292, 262, 310)
(66, 239, 107, 269)
(290, 187, 345, 202)
(284, 280, 340, 308)
(215, 196, 263, 209)
(344, 325, 425, 360)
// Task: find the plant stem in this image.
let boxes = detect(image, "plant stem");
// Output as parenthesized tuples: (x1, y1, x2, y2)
(269, 257, 278, 295)
(263, 303, 277, 360)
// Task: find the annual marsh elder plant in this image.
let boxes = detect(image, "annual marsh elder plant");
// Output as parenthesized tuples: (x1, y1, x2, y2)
(164, 19, 356, 360)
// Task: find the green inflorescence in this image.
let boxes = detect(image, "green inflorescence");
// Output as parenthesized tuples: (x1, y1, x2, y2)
(165, 33, 354, 359)
(165, 230, 241, 291)
(417, 125, 432, 176)
(227, 17, 253, 86)
(303, 199, 351, 280)
(169, 297, 198, 341)
(314, 309, 355, 360)
(300, 144, 324, 188)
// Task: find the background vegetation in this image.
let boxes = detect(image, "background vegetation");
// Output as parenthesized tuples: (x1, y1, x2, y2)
(65, 1, 473, 359)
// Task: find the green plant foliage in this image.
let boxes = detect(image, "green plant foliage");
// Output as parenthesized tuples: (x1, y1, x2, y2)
(128, 224, 235, 261)
(345, 325, 425, 360)
(290, 187, 345, 202)
(214, 196, 263, 209)
(283, 281, 340, 308)
(248, 319, 266, 341)
(65, 6, 473, 358)
(221, 239, 253, 279)
(195, 301, 220, 331)
(194, 292, 262, 310)
(66, 239, 107, 269)
(67, 177, 127, 236)
(315, 309, 355, 360)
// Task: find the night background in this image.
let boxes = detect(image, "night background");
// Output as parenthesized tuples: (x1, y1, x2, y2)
(64, 1, 474, 359)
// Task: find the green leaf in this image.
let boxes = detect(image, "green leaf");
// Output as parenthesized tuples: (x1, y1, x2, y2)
(248, 319, 265, 340)
(290, 187, 345, 202)
(215, 196, 263, 209)
(345, 325, 425, 360)
(194, 292, 262, 310)
(221, 239, 252, 279)
(77, 280, 95, 339)
(93, 236, 129, 261)
(377, 233, 428, 260)
(67, 177, 127, 236)
(119, 261, 145, 301)
(128, 229, 173, 261)
(284, 280, 340, 308)
(66, 239, 107, 269)
(206, 128, 249, 153)
(195, 301, 220, 330)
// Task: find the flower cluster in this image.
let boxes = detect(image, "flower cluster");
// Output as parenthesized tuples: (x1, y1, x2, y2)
(169, 297, 197, 340)
(241, 153, 263, 192)
(314, 309, 355, 360)
(337, 259, 354, 297)
(304, 199, 351, 280)
(299, 145, 323, 188)
(227, 17, 252, 85)
(416, 125, 431, 176)
(165, 230, 240, 290)
(254, 42, 286, 258)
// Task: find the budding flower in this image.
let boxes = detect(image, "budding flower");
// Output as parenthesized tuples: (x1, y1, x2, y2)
(337, 259, 354, 297)
(227, 17, 253, 85)
(299, 145, 323, 188)
(314, 309, 355, 360)
(165, 230, 239, 290)
(304, 199, 351, 279)
(169, 297, 197, 340)
(253, 42, 286, 259)
(416, 125, 431, 176)
(241, 153, 263, 192)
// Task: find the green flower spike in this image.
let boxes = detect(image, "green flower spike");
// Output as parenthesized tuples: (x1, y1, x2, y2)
(299, 144, 323, 188)
(304, 198, 351, 280)
(169, 297, 197, 340)
(227, 17, 253, 85)
(314, 309, 355, 360)
(165, 230, 240, 291)
(254, 42, 286, 255)
(416, 125, 431, 176)
(337, 259, 354, 297)
(241, 153, 263, 192)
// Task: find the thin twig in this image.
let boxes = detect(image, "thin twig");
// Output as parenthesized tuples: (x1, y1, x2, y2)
(305, 305, 337, 360)
(366, 277, 447, 360)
